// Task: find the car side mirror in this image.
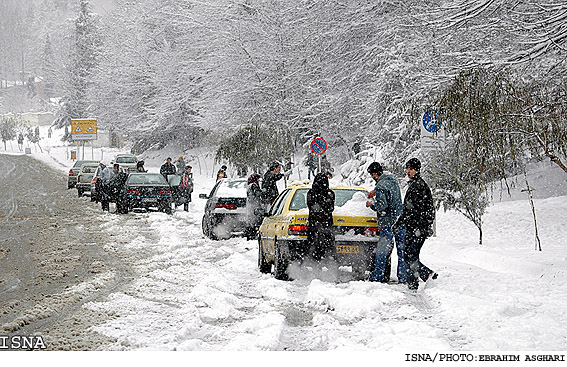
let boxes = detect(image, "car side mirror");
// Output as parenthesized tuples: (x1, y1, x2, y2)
(199, 194, 208, 199)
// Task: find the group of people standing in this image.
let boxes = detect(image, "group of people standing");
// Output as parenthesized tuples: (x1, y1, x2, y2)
(275, 156, 436, 291)
(365, 158, 437, 291)
(161, 156, 194, 212)
(98, 162, 128, 212)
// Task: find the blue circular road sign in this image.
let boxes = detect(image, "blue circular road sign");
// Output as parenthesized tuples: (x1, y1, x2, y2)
(422, 109, 441, 133)
(310, 137, 328, 155)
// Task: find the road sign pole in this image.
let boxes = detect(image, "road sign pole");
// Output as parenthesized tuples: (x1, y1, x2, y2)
(318, 155, 321, 174)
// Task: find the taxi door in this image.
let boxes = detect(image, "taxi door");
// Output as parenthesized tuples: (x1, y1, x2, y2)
(260, 189, 292, 258)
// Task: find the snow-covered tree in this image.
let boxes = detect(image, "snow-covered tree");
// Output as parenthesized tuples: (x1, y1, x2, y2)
(54, 0, 102, 131)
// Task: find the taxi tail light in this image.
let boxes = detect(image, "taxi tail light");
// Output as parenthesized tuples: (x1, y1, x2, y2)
(92, 177, 98, 184)
(216, 203, 236, 210)
(126, 189, 139, 195)
(158, 190, 171, 195)
(288, 224, 308, 236)
(364, 227, 380, 237)
(69, 169, 75, 176)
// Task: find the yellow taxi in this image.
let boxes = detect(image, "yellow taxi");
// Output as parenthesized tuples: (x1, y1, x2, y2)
(258, 182, 380, 280)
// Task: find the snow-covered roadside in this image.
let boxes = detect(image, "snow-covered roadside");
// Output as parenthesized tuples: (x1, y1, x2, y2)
(7, 126, 567, 364)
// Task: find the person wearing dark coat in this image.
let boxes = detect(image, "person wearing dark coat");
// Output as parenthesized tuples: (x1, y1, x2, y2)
(245, 173, 264, 240)
(216, 165, 228, 181)
(160, 157, 176, 179)
(136, 160, 147, 173)
(307, 173, 336, 261)
(394, 158, 437, 291)
(109, 164, 128, 214)
(262, 162, 284, 207)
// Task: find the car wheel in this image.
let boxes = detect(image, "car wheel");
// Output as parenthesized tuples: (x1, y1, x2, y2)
(202, 216, 218, 240)
(201, 216, 208, 236)
(77, 188, 83, 197)
(352, 264, 367, 281)
(274, 240, 289, 281)
(258, 236, 271, 274)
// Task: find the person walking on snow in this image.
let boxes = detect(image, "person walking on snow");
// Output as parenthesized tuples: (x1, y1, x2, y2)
(366, 162, 406, 283)
(394, 158, 437, 291)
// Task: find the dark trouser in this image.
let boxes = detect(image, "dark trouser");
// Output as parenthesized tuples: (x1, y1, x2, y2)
(177, 187, 191, 211)
(245, 214, 263, 240)
(101, 183, 110, 211)
(307, 222, 335, 262)
(403, 226, 433, 290)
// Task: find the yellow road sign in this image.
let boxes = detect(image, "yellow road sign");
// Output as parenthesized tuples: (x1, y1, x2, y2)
(71, 119, 97, 140)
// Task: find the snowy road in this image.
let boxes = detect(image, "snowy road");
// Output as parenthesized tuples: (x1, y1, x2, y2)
(82, 171, 567, 352)
(2, 152, 567, 354)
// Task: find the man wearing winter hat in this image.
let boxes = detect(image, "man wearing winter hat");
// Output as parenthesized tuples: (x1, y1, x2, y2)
(394, 157, 437, 291)
(366, 162, 404, 282)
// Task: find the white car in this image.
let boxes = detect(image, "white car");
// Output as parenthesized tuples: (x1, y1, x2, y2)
(76, 163, 100, 197)
(111, 153, 138, 172)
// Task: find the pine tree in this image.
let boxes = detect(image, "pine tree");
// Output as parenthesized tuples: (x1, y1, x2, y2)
(54, 0, 101, 133)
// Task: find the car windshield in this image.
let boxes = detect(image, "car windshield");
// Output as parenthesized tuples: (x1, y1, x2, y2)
(116, 156, 137, 163)
(215, 180, 247, 198)
(289, 188, 369, 211)
(127, 174, 167, 185)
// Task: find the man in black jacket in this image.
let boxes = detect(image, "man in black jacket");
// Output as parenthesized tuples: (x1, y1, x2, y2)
(160, 157, 176, 179)
(395, 158, 437, 290)
(262, 162, 284, 207)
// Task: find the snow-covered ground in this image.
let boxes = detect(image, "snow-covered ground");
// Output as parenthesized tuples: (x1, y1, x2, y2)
(4, 127, 567, 364)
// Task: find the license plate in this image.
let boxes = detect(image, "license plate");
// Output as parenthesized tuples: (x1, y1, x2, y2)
(142, 197, 157, 203)
(336, 245, 359, 253)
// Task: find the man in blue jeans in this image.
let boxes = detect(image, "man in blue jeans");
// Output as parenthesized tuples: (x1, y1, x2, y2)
(365, 162, 406, 283)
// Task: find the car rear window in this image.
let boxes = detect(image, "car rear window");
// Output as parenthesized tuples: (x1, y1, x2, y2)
(81, 166, 97, 173)
(73, 160, 97, 167)
(128, 174, 167, 185)
(215, 180, 247, 198)
(116, 156, 137, 163)
(289, 188, 369, 211)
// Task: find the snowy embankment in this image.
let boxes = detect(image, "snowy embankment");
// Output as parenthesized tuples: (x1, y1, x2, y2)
(9, 126, 567, 354)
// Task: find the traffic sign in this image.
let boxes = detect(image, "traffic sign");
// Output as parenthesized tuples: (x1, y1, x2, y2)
(422, 109, 440, 133)
(71, 119, 97, 141)
(310, 137, 327, 155)
(420, 109, 445, 152)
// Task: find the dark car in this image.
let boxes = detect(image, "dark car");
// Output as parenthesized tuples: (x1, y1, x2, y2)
(118, 173, 173, 214)
(199, 178, 248, 240)
(67, 160, 98, 189)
